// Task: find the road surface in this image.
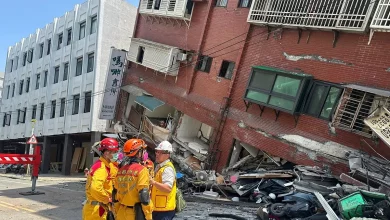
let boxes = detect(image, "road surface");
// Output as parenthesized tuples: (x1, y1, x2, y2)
(0, 175, 258, 219)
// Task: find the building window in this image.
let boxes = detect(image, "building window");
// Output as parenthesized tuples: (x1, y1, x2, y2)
(3, 113, 11, 127)
(16, 109, 20, 125)
(26, 77, 30, 93)
(67, 28, 72, 45)
(11, 83, 15, 97)
(19, 80, 24, 95)
(6, 85, 10, 99)
(32, 105, 37, 120)
(39, 43, 44, 58)
(238, 0, 251, 8)
(36, 74, 40, 89)
(90, 15, 97, 34)
(304, 82, 342, 121)
(19, 108, 26, 124)
(87, 53, 94, 72)
(219, 60, 235, 80)
(51, 100, 56, 119)
(63, 63, 69, 81)
(14, 56, 19, 70)
(54, 66, 60, 84)
(196, 55, 213, 73)
(57, 33, 63, 50)
(79, 21, 86, 40)
(154, 0, 162, 10)
(72, 94, 80, 115)
(76, 57, 83, 76)
(84, 92, 92, 113)
(244, 66, 312, 113)
(10, 59, 13, 72)
(216, 0, 228, 7)
(22, 52, 27, 66)
(136, 46, 145, 64)
(60, 98, 65, 117)
(39, 103, 45, 120)
(27, 48, 34, 63)
(47, 39, 51, 55)
(44, 71, 48, 87)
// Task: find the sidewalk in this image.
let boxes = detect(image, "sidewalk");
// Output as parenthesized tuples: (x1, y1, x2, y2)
(0, 172, 86, 182)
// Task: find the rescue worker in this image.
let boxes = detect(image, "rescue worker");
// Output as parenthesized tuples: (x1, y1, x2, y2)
(82, 138, 119, 220)
(114, 139, 153, 220)
(150, 141, 177, 220)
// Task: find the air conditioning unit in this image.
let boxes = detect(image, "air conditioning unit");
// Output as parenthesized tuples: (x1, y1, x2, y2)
(176, 52, 187, 61)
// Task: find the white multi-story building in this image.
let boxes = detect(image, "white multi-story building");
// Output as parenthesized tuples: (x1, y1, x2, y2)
(0, 0, 137, 175)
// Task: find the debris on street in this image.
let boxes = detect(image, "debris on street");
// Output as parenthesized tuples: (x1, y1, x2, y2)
(173, 149, 390, 220)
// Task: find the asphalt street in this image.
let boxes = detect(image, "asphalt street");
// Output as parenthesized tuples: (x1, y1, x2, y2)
(0, 175, 258, 220)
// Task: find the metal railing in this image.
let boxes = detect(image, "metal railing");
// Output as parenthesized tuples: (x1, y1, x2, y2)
(333, 88, 390, 137)
(247, 0, 375, 32)
(371, 0, 390, 30)
(139, 0, 192, 20)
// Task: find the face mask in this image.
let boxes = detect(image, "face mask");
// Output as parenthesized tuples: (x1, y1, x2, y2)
(111, 153, 119, 162)
(143, 151, 149, 161)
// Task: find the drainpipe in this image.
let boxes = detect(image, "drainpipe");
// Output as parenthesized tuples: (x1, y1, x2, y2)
(187, 0, 215, 94)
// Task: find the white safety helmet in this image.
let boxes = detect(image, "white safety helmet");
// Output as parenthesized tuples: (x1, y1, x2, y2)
(155, 140, 173, 153)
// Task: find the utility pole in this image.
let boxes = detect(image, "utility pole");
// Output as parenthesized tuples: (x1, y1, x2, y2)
(26, 119, 37, 176)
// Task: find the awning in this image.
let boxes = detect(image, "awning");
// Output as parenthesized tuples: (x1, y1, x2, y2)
(135, 95, 165, 112)
(344, 84, 390, 97)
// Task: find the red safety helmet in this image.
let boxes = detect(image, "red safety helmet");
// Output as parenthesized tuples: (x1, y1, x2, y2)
(99, 138, 119, 152)
(123, 139, 146, 157)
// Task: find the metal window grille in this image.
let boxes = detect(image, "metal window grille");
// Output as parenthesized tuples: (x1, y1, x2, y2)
(248, 0, 375, 32)
(332, 88, 390, 137)
(371, 0, 390, 30)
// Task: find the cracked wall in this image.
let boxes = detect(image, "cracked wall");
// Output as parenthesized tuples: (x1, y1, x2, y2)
(283, 52, 353, 66)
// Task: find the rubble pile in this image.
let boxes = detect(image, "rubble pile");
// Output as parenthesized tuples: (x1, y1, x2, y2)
(175, 152, 390, 220)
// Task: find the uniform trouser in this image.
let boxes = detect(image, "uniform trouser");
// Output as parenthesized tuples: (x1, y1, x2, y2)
(152, 210, 176, 220)
(82, 203, 107, 220)
(116, 204, 137, 220)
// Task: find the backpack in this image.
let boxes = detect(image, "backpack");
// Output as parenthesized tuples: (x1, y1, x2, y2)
(175, 188, 186, 213)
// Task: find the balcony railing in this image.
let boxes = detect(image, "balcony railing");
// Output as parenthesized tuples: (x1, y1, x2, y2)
(248, 0, 375, 32)
(139, 0, 194, 20)
(371, 0, 390, 31)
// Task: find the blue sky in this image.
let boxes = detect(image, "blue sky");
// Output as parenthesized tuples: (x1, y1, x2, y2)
(0, 0, 138, 72)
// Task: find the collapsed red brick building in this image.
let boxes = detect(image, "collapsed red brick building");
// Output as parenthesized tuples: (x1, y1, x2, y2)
(115, 0, 390, 175)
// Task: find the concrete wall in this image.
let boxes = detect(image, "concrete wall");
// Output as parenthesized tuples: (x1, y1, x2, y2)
(145, 104, 175, 118)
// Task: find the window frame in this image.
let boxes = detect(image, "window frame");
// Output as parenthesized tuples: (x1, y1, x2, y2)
(303, 81, 343, 121)
(57, 33, 63, 50)
(76, 57, 83, 76)
(87, 53, 94, 73)
(27, 48, 34, 63)
(47, 39, 51, 55)
(90, 15, 98, 34)
(22, 52, 27, 66)
(19, 79, 24, 95)
(79, 21, 86, 40)
(72, 94, 80, 115)
(6, 85, 10, 99)
(67, 28, 72, 45)
(218, 60, 235, 80)
(26, 77, 30, 93)
(44, 71, 48, 87)
(243, 66, 312, 114)
(216, 0, 228, 7)
(39, 103, 45, 121)
(32, 105, 37, 120)
(36, 74, 40, 90)
(51, 100, 56, 119)
(39, 43, 44, 58)
(54, 66, 60, 84)
(60, 98, 66, 117)
(196, 55, 213, 73)
(84, 92, 92, 113)
(237, 0, 251, 8)
(11, 83, 15, 97)
(63, 62, 69, 81)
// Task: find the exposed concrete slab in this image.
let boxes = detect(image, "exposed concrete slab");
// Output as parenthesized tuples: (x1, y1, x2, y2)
(283, 52, 353, 66)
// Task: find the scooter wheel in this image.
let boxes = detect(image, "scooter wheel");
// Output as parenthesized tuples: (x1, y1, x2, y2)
(269, 203, 286, 217)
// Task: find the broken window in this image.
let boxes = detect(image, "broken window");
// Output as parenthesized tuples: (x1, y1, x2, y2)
(304, 81, 342, 121)
(196, 55, 213, 73)
(219, 60, 235, 80)
(332, 87, 390, 137)
(244, 66, 312, 113)
(136, 46, 145, 64)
